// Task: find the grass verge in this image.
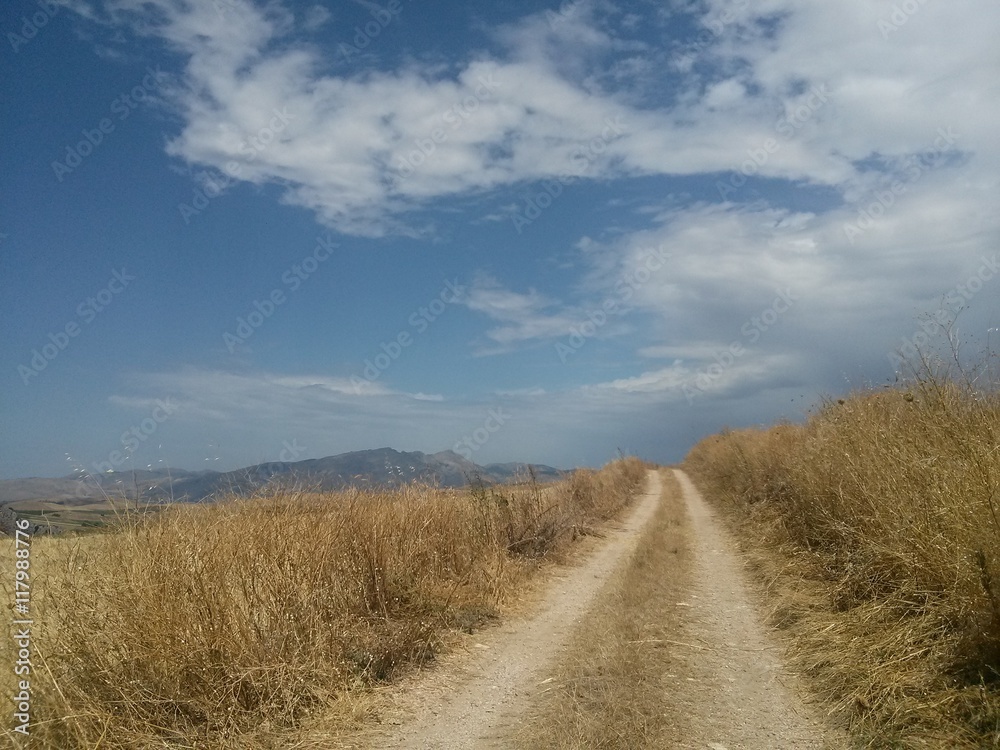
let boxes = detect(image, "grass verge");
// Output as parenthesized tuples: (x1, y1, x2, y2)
(516, 469, 693, 748)
(683, 369, 1000, 748)
(0, 458, 646, 749)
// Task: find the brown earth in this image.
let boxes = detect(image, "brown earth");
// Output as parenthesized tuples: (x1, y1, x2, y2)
(354, 469, 848, 749)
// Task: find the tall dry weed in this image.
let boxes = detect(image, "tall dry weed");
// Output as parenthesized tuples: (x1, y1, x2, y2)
(685, 366, 1000, 747)
(1, 457, 646, 748)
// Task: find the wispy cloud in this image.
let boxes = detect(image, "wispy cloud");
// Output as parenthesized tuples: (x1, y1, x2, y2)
(459, 276, 580, 353)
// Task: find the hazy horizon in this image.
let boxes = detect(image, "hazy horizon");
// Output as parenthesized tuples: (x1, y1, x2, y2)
(6, 444, 572, 482)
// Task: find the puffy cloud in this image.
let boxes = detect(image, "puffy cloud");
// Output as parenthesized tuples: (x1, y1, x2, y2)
(65, 0, 998, 239)
(59, 0, 999, 469)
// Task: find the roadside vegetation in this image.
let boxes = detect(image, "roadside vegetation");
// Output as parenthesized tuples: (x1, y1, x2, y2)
(684, 357, 1000, 747)
(0, 457, 646, 749)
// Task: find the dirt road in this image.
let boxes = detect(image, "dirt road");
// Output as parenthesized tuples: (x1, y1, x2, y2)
(369, 471, 663, 749)
(365, 469, 846, 749)
(671, 469, 846, 749)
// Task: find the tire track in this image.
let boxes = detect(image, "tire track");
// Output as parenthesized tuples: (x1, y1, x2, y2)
(672, 468, 847, 749)
(368, 470, 663, 749)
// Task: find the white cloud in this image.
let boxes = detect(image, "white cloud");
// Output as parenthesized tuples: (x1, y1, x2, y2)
(62, 0, 998, 241)
(703, 78, 747, 109)
(587, 352, 803, 400)
(301, 4, 331, 31)
(459, 274, 637, 354)
(268, 375, 390, 397)
(55, 0, 991, 244)
(101, 367, 644, 469)
(51, 0, 999, 471)
(589, 363, 691, 394)
(145, 0, 1000, 361)
(460, 276, 577, 353)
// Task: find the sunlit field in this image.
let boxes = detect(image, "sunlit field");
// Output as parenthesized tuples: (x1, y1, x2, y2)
(685, 365, 1000, 747)
(1, 458, 646, 749)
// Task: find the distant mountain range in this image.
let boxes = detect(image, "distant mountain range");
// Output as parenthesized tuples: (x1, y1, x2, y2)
(0, 448, 565, 507)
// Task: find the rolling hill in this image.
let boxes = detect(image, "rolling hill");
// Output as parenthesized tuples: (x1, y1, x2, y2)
(0, 448, 564, 507)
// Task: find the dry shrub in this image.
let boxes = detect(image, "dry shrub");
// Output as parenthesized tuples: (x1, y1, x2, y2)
(684, 368, 1000, 747)
(1, 457, 646, 748)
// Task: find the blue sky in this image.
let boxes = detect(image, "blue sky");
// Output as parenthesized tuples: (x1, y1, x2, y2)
(2, 0, 997, 479)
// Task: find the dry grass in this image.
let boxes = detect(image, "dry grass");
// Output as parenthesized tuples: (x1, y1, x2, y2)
(516, 469, 693, 748)
(684, 365, 1000, 748)
(0, 458, 645, 749)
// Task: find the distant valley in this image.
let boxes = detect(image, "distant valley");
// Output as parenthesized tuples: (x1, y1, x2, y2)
(0, 448, 564, 534)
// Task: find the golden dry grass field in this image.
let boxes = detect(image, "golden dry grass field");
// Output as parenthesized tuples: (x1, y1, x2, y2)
(684, 368, 1000, 748)
(0, 459, 646, 749)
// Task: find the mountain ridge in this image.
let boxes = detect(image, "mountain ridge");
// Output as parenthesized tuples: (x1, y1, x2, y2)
(0, 447, 566, 506)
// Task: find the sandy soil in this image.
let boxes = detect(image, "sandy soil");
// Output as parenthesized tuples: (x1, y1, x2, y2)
(366, 471, 663, 749)
(670, 469, 847, 749)
(361, 469, 848, 749)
